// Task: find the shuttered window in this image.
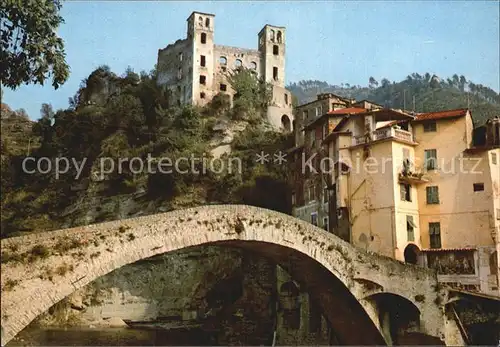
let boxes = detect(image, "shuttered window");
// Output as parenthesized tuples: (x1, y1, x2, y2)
(426, 186, 439, 204)
(429, 222, 441, 249)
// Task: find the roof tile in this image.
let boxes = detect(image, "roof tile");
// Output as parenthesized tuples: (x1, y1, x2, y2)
(415, 108, 468, 121)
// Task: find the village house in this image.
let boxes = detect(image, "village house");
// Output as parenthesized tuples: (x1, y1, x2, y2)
(156, 11, 294, 132)
(290, 95, 500, 297)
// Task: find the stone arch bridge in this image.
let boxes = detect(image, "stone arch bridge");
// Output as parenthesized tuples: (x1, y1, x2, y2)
(1, 205, 456, 345)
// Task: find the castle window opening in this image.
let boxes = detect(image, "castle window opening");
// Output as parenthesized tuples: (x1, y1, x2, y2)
(200, 55, 206, 67)
(284, 93, 288, 105)
(205, 17, 210, 27)
(201, 32, 207, 44)
(273, 66, 278, 81)
(281, 114, 291, 132)
(219, 56, 227, 65)
(235, 59, 242, 68)
(277, 30, 282, 43)
(270, 29, 275, 42)
(220, 83, 227, 92)
(200, 92, 206, 99)
(199, 75, 206, 85)
(179, 52, 183, 61)
(250, 61, 257, 70)
(198, 16, 203, 26)
(177, 67, 182, 80)
(273, 44, 279, 55)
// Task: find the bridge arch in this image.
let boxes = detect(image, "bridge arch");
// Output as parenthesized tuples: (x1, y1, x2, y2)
(0, 205, 442, 345)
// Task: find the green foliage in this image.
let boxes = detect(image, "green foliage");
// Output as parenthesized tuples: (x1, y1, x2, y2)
(0, 0, 69, 89)
(1, 64, 291, 238)
(227, 67, 272, 122)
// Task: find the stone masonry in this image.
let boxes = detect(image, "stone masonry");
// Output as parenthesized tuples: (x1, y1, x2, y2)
(1, 205, 456, 345)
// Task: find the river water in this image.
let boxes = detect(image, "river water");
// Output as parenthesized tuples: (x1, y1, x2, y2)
(6, 327, 218, 346)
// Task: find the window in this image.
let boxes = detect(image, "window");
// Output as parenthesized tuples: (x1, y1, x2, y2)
(220, 83, 227, 92)
(407, 215, 416, 242)
(424, 149, 437, 170)
(306, 184, 316, 202)
(311, 212, 318, 226)
(400, 183, 411, 202)
(199, 75, 206, 85)
(177, 67, 182, 80)
(198, 16, 203, 26)
(323, 217, 329, 231)
(423, 121, 437, 132)
(291, 192, 296, 205)
(273, 44, 279, 55)
(426, 186, 439, 204)
(235, 59, 242, 68)
(270, 29, 275, 42)
(179, 52, 183, 61)
(302, 110, 307, 122)
(429, 222, 441, 249)
(219, 56, 227, 65)
(473, 183, 484, 192)
(316, 106, 322, 117)
(492, 153, 497, 165)
(277, 31, 283, 43)
(205, 17, 210, 27)
(200, 92, 206, 99)
(250, 61, 257, 70)
(284, 93, 288, 105)
(323, 186, 329, 204)
(200, 55, 206, 67)
(200, 32, 207, 44)
(273, 67, 278, 81)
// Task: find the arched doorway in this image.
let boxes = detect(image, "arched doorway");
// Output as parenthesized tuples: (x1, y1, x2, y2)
(404, 244, 420, 265)
(281, 115, 291, 132)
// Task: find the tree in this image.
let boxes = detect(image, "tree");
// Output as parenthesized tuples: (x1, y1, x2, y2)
(369, 77, 378, 88)
(1, 0, 70, 89)
(381, 78, 390, 88)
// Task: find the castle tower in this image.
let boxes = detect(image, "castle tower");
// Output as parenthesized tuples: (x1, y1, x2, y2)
(187, 11, 215, 106)
(258, 25, 293, 132)
(258, 25, 286, 87)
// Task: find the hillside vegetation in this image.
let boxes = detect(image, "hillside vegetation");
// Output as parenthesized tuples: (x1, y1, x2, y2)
(0, 66, 292, 238)
(288, 73, 500, 125)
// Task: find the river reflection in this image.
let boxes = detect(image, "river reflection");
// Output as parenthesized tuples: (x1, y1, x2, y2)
(7, 327, 218, 346)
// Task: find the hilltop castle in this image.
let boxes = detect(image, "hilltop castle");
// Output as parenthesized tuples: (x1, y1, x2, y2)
(156, 11, 294, 132)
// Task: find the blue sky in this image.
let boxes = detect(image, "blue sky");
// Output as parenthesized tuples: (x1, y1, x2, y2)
(3, 1, 499, 120)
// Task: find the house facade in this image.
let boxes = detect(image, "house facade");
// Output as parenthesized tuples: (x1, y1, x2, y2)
(290, 97, 500, 297)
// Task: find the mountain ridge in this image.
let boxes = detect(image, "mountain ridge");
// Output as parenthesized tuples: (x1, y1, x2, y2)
(287, 73, 500, 125)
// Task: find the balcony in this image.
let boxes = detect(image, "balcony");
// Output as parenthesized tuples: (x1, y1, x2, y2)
(399, 165, 428, 184)
(352, 127, 415, 146)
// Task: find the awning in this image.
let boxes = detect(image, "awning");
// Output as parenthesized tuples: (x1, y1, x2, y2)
(407, 218, 418, 229)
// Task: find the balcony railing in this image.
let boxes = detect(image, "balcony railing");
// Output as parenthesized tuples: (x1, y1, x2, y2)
(352, 128, 415, 146)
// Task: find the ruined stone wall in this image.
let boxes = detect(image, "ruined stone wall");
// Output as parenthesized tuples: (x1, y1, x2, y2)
(157, 39, 193, 105)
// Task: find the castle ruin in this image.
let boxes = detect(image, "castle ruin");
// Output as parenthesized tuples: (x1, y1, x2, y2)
(156, 11, 294, 132)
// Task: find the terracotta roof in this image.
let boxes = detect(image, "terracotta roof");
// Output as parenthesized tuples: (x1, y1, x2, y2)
(414, 108, 468, 122)
(327, 107, 367, 115)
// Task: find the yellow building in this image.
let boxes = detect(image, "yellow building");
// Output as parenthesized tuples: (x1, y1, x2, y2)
(291, 101, 500, 297)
